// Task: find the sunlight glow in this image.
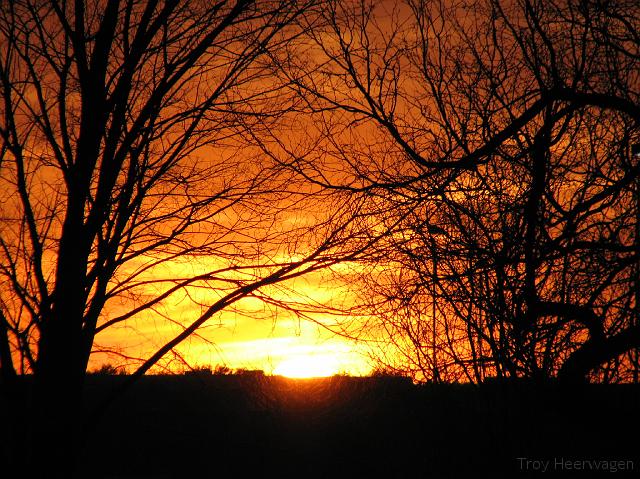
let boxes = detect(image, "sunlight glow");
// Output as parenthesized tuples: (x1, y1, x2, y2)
(273, 355, 342, 378)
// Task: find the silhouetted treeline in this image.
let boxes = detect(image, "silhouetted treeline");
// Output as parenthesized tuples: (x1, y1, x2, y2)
(73, 375, 638, 478)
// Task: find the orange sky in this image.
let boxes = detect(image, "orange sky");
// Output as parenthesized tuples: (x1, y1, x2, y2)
(90, 252, 375, 377)
(91, 287, 374, 377)
(1, 0, 413, 380)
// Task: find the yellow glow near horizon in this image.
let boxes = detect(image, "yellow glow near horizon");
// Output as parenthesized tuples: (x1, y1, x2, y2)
(273, 354, 342, 378)
(90, 258, 375, 377)
(91, 315, 375, 377)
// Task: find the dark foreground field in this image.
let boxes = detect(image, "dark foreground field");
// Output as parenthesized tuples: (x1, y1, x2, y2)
(70, 374, 640, 478)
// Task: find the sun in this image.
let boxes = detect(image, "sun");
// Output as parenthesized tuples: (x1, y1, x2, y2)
(273, 355, 341, 378)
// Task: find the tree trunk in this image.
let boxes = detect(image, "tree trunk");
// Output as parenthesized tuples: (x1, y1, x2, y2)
(24, 311, 87, 479)
(22, 177, 93, 478)
(26, 369, 84, 479)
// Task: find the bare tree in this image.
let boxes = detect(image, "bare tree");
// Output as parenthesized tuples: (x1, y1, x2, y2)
(0, 1, 381, 477)
(277, 0, 640, 383)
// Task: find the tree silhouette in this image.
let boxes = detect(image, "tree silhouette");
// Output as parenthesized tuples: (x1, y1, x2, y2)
(279, 0, 640, 383)
(0, 1, 376, 477)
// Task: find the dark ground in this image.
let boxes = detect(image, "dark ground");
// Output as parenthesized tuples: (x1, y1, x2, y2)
(72, 374, 640, 478)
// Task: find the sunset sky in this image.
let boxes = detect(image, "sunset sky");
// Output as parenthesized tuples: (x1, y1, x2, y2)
(2, 0, 638, 385)
(90, 249, 376, 377)
(3, 2, 640, 478)
(93, 295, 374, 377)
